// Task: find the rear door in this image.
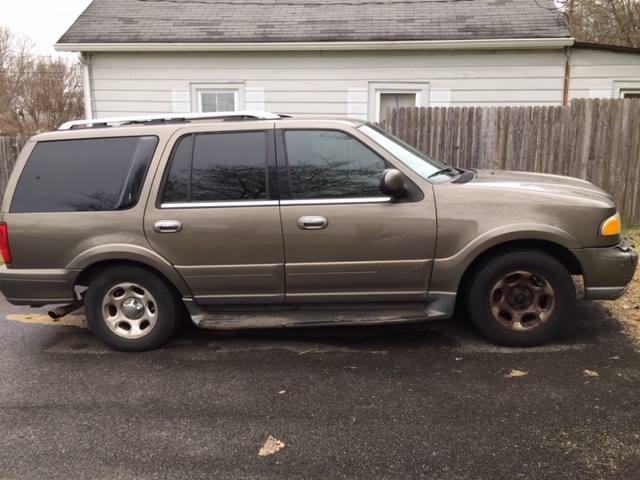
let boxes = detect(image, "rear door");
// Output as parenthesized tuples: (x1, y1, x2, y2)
(145, 122, 285, 305)
(277, 123, 437, 303)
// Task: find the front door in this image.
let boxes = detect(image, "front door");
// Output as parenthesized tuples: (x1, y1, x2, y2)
(145, 123, 285, 305)
(277, 125, 437, 303)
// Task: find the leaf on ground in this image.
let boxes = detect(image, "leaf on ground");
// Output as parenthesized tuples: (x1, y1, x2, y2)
(505, 369, 528, 378)
(583, 369, 600, 377)
(259, 436, 285, 457)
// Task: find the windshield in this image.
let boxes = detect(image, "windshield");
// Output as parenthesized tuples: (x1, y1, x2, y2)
(358, 124, 454, 182)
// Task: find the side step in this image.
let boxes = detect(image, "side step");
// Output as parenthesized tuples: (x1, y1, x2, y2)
(185, 294, 456, 331)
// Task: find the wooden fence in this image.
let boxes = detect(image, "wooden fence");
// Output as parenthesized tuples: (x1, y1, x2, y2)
(382, 98, 640, 225)
(0, 136, 27, 202)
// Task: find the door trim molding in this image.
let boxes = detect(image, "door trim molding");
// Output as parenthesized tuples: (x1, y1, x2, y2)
(281, 197, 391, 206)
(161, 200, 279, 209)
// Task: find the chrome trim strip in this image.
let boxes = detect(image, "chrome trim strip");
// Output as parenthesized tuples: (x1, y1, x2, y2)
(281, 197, 392, 206)
(161, 198, 391, 209)
(161, 200, 279, 209)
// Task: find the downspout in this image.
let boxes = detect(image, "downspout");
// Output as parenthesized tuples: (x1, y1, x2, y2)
(562, 46, 572, 106)
(79, 52, 94, 119)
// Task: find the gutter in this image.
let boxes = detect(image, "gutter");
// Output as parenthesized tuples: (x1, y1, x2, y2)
(55, 37, 575, 53)
(79, 52, 94, 119)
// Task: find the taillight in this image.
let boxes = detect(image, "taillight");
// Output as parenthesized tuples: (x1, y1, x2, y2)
(0, 223, 11, 264)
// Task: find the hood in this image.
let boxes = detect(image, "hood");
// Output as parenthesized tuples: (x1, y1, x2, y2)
(470, 169, 614, 204)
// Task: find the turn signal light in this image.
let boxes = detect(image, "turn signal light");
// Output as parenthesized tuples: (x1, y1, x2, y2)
(600, 213, 621, 237)
(0, 223, 11, 264)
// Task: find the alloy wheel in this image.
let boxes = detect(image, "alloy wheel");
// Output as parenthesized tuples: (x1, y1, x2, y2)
(100, 282, 158, 339)
(489, 271, 556, 332)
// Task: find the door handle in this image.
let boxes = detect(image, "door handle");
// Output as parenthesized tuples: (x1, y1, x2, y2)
(297, 216, 328, 230)
(154, 220, 183, 233)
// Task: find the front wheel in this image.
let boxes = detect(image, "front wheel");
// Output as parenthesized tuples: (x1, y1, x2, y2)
(85, 266, 182, 352)
(465, 250, 576, 347)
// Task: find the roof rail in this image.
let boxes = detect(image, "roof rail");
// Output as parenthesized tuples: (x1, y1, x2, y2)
(58, 111, 287, 130)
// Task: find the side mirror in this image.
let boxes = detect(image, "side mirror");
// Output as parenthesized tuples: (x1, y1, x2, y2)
(380, 169, 407, 198)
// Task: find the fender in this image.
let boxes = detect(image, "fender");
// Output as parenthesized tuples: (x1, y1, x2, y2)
(429, 223, 579, 293)
(66, 243, 192, 297)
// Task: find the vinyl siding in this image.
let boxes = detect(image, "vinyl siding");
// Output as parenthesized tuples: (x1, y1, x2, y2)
(568, 48, 640, 99)
(87, 50, 569, 119)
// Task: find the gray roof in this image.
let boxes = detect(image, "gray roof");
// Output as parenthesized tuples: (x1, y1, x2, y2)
(58, 0, 570, 45)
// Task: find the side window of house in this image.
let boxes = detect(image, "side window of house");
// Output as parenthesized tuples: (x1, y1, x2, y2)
(284, 130, 386, 199)
(162, 131, 268, 203)
(11, 136, 158, 213)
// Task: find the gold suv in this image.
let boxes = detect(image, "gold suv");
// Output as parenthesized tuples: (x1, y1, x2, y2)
(0, 112, 636, 351)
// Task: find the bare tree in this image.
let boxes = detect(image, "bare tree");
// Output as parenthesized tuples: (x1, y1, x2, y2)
(0, 25, 84, 136)
(559, 0, 640, 48)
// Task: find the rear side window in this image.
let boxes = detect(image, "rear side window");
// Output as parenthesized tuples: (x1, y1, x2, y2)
(162, 131, 268, 203)
(11, 136, 158, 213)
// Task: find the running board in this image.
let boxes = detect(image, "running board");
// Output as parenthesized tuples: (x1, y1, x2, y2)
(185, 294, 456, 331)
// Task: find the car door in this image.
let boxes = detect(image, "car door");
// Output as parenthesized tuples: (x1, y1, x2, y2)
(145, 122, 285, 305)
(277, 122, 438, 303)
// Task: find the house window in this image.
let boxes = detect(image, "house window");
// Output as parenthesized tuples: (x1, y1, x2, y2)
(199, 91, 237, 112)
(613, 81, 640, 100)
(368, 82, 430, 122)
(190, 83, 246, 113)
(380, 93, 417, 112)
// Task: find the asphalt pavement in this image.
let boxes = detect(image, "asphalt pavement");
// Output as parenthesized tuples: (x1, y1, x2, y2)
(0, 296, 638, 479)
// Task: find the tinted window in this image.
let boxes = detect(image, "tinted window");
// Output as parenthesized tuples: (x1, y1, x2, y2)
(11, 136, 158, 213)
(162, 135, 192, 203)
(163, 131, 268, 203)
(284, 130, 386, 199)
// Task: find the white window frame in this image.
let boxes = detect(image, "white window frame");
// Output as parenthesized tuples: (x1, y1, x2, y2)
(613, 80, 640, 99)
(368, 82, 430, 122)
(190, 82, 246, 113)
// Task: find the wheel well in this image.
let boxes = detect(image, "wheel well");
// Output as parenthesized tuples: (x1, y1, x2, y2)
(74, 260, 184, 298)
(458, 239, 582, 296)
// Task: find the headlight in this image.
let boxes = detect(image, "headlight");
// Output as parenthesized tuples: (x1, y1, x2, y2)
(600, 212, 621, 237)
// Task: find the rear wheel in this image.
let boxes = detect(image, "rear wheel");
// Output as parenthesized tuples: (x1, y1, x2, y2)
(465, 250, 575, 347)
(85, 266, 181, 352)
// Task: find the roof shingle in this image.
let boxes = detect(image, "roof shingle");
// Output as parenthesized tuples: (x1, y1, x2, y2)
(58, 0, 570, 44)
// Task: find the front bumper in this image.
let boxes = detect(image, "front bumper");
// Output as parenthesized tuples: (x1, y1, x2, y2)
(0, 265, 79, 306)
(573, 239, 638, 300)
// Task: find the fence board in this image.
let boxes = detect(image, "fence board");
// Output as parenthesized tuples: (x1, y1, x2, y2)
(382, 99, 640, 225)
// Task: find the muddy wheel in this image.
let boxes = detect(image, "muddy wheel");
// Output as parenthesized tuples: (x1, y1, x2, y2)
(466, 249, 575, 347)
(85, 266, 181, 352)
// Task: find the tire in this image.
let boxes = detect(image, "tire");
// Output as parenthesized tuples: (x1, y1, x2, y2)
(84, 266, 182, 352)
(465, 249, 575, 347)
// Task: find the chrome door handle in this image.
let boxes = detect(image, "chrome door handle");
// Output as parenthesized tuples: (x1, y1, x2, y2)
(297, 216, 328, 230)
(154, 220, 183, 233)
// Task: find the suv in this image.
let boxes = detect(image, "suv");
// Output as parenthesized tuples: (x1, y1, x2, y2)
(0, 112, 636, 351)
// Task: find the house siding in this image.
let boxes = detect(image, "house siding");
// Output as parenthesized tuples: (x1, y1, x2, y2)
(87, 50, 569, 119)
(568, 48, 640, 99)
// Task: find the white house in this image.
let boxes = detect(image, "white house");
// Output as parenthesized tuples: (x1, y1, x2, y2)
(55, 0, 640, 122)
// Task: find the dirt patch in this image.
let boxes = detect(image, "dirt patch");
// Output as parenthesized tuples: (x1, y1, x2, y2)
(602, 228, 640, 343)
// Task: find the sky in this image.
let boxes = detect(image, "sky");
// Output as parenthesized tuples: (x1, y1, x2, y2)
(1, 0, 93, 57)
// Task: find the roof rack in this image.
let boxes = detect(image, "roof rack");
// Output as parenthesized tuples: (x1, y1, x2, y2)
(58, 111, 288, 130)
